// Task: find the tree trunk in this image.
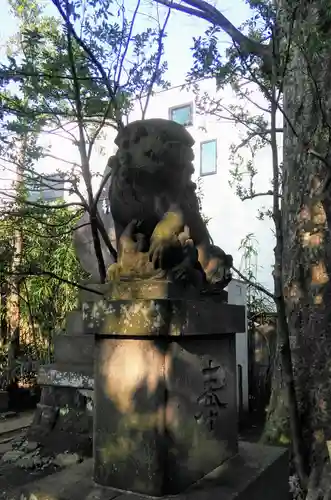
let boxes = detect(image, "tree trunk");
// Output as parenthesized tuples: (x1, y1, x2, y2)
(6, 138, 26, 386)
(0, 281, 8, 345)
(276, 1, 331, 496)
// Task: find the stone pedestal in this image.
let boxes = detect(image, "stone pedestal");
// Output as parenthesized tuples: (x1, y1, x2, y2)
(83, 280, 246, 496)
(29, 308, 95, 456)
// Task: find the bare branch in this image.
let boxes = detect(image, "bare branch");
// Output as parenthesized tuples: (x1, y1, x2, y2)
(0, 191, 83, 210)
(4, 270, 104, 296)
(233, 128, 283, 153)
(0, 209, 84, 228)
(141, 6, 171, 118)
(43, 153, 80, 169)
(153, 0, 270, 60)
(233, 44, 331, 169)
(241, 190, 276, 200)
(115, 0, 141, 90)
(93, 169, 112, 208)
(232, 265, 275, 300)
(51, 0, 123, 128)
(63, 1, 107, 283)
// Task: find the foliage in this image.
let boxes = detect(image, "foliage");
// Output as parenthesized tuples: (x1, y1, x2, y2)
(1, 0, 171, 283)
(195, 177, 211, 226)
(1, 0, 170, 129)
(0, 201, 86, 363)
(238, 233, 275, 319)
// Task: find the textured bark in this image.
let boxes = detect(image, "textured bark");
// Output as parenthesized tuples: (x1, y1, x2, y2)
(280, 1, 331, 496)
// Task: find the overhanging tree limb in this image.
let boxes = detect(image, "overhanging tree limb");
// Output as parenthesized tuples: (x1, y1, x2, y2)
(232, 265, 275, 300)
(153, 0, 271, 61)
(4, 270, 104, 296)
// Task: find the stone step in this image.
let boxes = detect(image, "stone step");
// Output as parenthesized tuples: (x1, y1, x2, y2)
(3, 459, 95, 500)
(65, 311, 84, 335)
(4, 443, 288, 500)
(78, 283, 107, 306)
(54, 334, 94, 365)
(37, 363, 94, 390)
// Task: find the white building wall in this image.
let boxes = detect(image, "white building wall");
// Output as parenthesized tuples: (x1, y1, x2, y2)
(227, 279, 249, 411)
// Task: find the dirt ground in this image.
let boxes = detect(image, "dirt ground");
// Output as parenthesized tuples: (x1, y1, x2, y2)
(0, 408, 267, 499)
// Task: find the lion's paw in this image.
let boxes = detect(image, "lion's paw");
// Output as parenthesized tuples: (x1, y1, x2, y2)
(107, 263, 122, 282)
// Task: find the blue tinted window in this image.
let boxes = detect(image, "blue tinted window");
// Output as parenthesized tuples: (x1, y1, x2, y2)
(169, 104, 193, 126)
(200, 140, 217, 176)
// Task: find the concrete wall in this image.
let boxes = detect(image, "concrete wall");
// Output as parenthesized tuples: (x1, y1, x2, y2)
(227, 279, 248, 411)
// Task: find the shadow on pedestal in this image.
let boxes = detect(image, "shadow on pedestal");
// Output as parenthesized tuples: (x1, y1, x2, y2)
(82, 282, 246, 497)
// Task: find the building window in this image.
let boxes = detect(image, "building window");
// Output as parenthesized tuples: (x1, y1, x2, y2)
(200, 140, 217, 176)
(169, 103, 193, 126)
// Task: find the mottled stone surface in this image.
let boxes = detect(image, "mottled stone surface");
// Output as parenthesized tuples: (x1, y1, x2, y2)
(34, 300, 95, 460)
(94, 334, 237, 495)
(78, 283, 108, 306)
(5, 443, 289, 500)
(80, 282, 246, 495)
(83, 298, 245, 337)
(54, 335, 94, 365)
(106, 279, 201, 300)
(88, 286, 244, 496)
(28, 385, 93, 457)
(37, 364, 94, 390)
(65, 311, 84, 335)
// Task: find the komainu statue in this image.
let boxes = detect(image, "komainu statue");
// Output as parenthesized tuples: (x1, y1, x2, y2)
(107, 118, 232, 292)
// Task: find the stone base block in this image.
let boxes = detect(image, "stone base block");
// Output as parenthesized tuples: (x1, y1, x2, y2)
(94, 334, 238, 495)
(29, 364, 94, 457)
(37, 363, 94, 390)
(65, 310, 84, 335)
(54, 335, 94, 365)
(7, 442, 289, 500)
(28, 384, 93, 457)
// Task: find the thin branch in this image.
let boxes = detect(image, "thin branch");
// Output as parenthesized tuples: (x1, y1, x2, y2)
(0, 68, 106, 82)
(15, 222, 90, 239)
(234, 43, 331, 169)
(51, 0, 123, 128)
(64, 0, 106, 282)
(141, 6, 171, 118)
(232, 265, 275, 300)
(4, 270, 104, 296)
(276, 5, 298, 104)
(0, 210, 84, 228)
(153, 0, 270, 60)
(95, 210, 118, 260)
(115, 0, 141, 90)
(233, 128, 283, 153)
(241, 190, 276, 200)
(240, 91, 271, 114)
(93, 168, 112, 208)
(0, 192, 83, 210)
(42, 154, 80, 169)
